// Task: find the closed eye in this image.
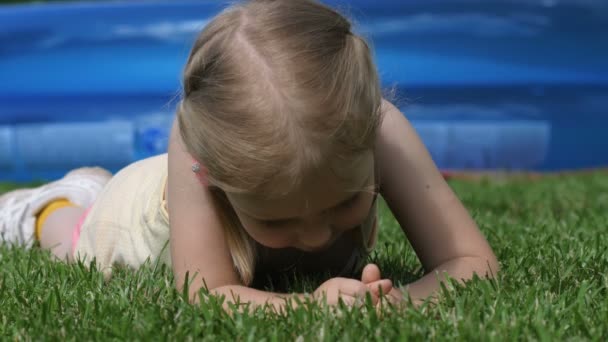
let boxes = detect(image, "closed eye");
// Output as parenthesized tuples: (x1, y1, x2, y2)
(334, 193, 360, 211)
(259, 194, 361, 228)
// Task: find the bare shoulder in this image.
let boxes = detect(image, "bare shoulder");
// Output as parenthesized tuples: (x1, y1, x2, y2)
(167, 118, 240, 293)
(375, 99, 495, 271)
(166, 118, 214, 216)
(376, 98, 445, 190)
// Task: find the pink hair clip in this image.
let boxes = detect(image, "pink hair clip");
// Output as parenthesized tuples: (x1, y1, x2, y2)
(191, 159, 209, 186)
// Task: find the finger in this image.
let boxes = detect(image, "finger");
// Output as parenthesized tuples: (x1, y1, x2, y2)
(336, 279, 368, 297)
(337, 279, 380, 304)
(361, 264, 381, 284)
(367, 279, 393, 297)
(338, 295, 357, 307)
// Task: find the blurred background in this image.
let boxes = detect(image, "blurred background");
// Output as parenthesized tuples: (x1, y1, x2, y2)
(0, 0, 607, 181)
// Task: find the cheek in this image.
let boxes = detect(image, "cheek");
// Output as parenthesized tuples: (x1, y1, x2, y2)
(332, 193, 375, 230)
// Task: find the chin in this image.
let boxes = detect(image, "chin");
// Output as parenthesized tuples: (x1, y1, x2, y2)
(297, 239, 339, 253)
(254, 240, 292, 250)
(297, 246, 328, 253)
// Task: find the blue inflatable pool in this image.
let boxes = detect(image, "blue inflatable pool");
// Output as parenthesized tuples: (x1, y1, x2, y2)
(1, 0, 607, 181)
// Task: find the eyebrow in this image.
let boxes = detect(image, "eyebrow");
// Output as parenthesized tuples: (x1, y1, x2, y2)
(240, 174, 374, 222)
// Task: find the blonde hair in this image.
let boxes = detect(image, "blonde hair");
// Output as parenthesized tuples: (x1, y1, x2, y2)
(177, 0, 383, 284)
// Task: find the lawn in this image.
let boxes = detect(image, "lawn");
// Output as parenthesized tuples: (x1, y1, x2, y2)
(1, 173, 607, 340)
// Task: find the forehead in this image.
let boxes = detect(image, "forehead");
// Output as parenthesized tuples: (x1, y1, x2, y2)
(227, 152, 374, 219)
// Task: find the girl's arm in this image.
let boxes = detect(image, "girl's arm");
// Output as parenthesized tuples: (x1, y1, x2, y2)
(168, 118, 302, 308)
(375, 99, 499, 304)
(167, 117, 389, 309)
(167, 117, 242, 298)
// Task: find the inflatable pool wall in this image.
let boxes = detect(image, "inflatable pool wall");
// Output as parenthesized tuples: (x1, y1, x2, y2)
(1, 0, 607, 181)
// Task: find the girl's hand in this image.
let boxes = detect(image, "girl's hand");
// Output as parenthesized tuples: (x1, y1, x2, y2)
(361, 264, 404, 306)
(313, 277, 392, 306)
(385, 287, 405, 305)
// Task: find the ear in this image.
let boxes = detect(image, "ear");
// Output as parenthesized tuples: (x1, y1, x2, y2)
(191, 160, 209, 186)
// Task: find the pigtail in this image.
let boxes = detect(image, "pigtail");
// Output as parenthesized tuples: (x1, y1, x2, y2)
(211, 189, 257, 285)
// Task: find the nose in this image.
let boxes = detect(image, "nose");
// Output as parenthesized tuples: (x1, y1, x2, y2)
(297, 217, 334, 251)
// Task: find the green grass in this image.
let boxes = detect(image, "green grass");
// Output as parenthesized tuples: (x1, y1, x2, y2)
(1, 173, 607, 340)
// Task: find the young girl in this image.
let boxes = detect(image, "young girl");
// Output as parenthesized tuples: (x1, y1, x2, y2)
(0, 0, 498, 309)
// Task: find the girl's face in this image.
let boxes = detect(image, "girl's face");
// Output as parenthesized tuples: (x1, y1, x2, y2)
(227, 152, 376, 252)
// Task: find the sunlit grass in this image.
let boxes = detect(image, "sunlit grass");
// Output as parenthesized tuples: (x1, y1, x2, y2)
(1, 172, 607, 339)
